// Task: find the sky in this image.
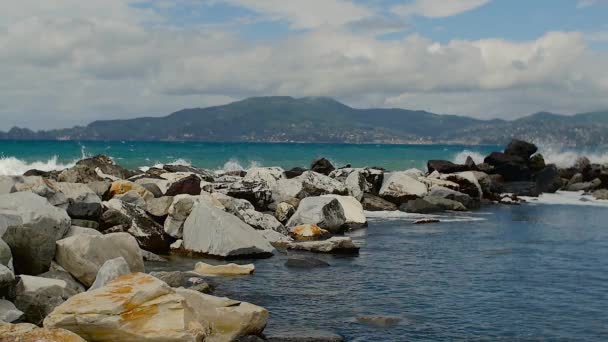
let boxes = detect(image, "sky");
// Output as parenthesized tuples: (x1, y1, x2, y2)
(1, 0, 608, 130)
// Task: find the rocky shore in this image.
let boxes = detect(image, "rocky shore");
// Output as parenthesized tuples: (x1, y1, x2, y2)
(0, 139, 606, 341)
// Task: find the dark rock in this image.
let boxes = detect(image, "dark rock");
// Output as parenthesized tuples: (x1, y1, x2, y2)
(70, 219, 99, 230)
(66, 197, 102, 221)
(504, 139, 538, 160)
(465, 156, 477, 169)
(23, 169, 60, 180)
(100, 208, 132, 232)
(558, 167, 579, 182)
(235, 337, 266, 342)
(574, 156, 591, 172)
(400, 196, 466, 213)
(567, 178, 602, 192)
(285, 167, 307, 179)
(583, 164, 608, 186)
(413, 219, 440, 224)
(427, 160, 470, 174)
(165, 174, 202, 196)
(534, 165, 562, 193)
(361, 194, 397, 211)
(310, 158, 335, 176)
(221, 180, 273, 211)
(266, 329, 345, 342)
(162, 165, 215, 182)
(285, 256, 330, 268)
(592, 189, 608, 200)
(442, 174, 482, 199)
(76, 155, 136, 180)
(140, 182, 163, 198)
(529, 154, 546, 172)
(502, 182, 539, 197)
(484, 152, 531, 181)
(429, 186, 478, 209)
(477, 174, 504, 199)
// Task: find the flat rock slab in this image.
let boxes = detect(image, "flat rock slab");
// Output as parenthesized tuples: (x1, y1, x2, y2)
(194, 262, 255, 276)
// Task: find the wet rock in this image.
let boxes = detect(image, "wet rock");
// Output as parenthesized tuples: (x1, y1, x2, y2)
(54, 232, 145, 287)
(357, 316, 402, 327)
(529, 154, 546, 172)
(592, 189, 608, 200)
(149, 271, 213, 294)
(484, 152, 531, 182)
(165, 174, 202, 196)
(534, 165, 562, 193)
(0, 192, 71, 275)
(286, 197, 347, 234)
(286, 237, 359, 254)
(14, 275, 77, 325)
(427, 160, 470, 174)
(0, 299, 23, 323)
(88, 257, 131, 291)
(182, 199, 275, 258)
(0, 323, 86, 341)
(285, 167, 307, 179)
(574, 156, 591, 172)
(361, 194, 398, 211)
(502, 182, 540, 197)
(413, 219, 440, 224)
(43, 273, 209, 342)
(285, 256, 330, 268)
(140, 182, 164, 198)
(194, 262, 255, 276)
(289, 224, 331, 241)
(266, 329, 345, 342)
(400, 196, 466, 214)
(505, 139, 538, 160)
(379, 172, 428, 204)
(311, 158, 335, 176)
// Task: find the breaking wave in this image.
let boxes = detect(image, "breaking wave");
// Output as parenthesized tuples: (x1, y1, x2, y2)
(452, 150, 485, 165)
(219, 159, 261, 172)
(0, 156, 76, 176)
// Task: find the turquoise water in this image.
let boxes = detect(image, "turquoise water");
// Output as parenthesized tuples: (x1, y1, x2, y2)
(0, 140, 499, 175)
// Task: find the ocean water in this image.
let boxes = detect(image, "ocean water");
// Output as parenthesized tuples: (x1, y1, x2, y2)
(148, 200, 608, 341)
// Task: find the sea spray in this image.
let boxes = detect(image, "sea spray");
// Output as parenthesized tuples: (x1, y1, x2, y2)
(0, 156, 76, 176)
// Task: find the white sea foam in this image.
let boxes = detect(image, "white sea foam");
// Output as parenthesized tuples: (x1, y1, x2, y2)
(365, 210, 486, 223)
(218, 159, 262, 172)
(139, 158, 191, 172)
(539, 149, 608, 168)
(452, 150, 485, 165)
(0, 156, 76, 176)
(521, 191, 608, 207)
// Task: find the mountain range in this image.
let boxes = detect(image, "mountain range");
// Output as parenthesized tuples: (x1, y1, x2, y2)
(1, 96, 606, 146)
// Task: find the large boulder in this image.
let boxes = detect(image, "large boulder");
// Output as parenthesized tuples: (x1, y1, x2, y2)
(164, 194, 224, 238)
(54, 233, 145, 287)
(344, 168, 384, 200)
(145, 196, 174, 218)
(176, 288, 268, 341)
(0, 176, 69, 207)
(427, 160, 470, 174)
(212, 193, 288, 235)
(310, 158, 335, 176)
(104, 199, 171, 254)
(244, 167, 285, 189)
(89, 257, 131, 291)
(162, 164, 215, 182)
(56, 182, 103, 221)
(43, 273, 208, 342)
(0, 192, 71, 275)
(567, 178, 602, 192)
(0, 323, 86, 342)
(274, 172, 348, 202)
(400, 196, 466, 214)
(441, 172, 483, 199)
(286, 197, 347, 234)
(75, 155, 135, 180)
(361, 194, 397, 211)
(165, 174, 202, 196)
(484, 152, 531, 181)
(219, 180, 273, 211)
(321, 195, 367, 228)
(14, 275, 77, 325)
(505, 139, 538, 160)
(428, 186, 477, 209)
(284, 167, 307, 179)
(379, 172, 428, 204)
(534, 165, 562, 194)
(182, 200, 275, 258)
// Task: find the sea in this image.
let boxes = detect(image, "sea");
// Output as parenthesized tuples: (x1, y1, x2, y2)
(2, 140, 608, 341)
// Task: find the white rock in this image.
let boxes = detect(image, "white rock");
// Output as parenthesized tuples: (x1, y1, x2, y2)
(65, 225, 103, 238)
(89, 257, 131, 291)
(379, 172, 428, 203)
(0, 299, 23, 323)
(286, 197, 346, 233)
(321, 195, 367, 227)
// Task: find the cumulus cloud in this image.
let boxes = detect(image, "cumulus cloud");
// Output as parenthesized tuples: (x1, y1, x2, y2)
(0, 0, 607, 130)
(392, 0, 490, 18)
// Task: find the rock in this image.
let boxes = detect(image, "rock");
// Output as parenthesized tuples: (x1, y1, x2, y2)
(0, 299, 23, 323)
(328, 168, 355, 181)
(58, 165, 104, 184)
(529, 154, 546, 172)
(213, 193, 288, 234)
(134, 177, 170, 194)
(38, 269, 85, 294)
(286, 237, 359, 254)
(505, 139, 538, 160)
(310, 158, 335, 176)
(484, 152, 531, 182)
(99, 207, 132, 232)
(140, 182, 164, 198)
(428, 186, 476, 209)
(175, 288, 269, 342)
(361, 194, 397, 211)
(401, 196, 466, 213)
(162, 165, 215, 182)
(108, 180, 154, 201)
(43, 273, 208, 342)
(465, 156, 477, 169)
(0, 264, 15, 288)
(286, 197, 347, 234)
(275, 202, 296, 223)
(379, 172, 428, 204)
(0, 192, 71, 275)
(258, 230, 294, 247)
(165, 174, 202, 196)
(574, 156, 591, 171)
(244, 167, 285, 189)
(357, 316, 402, 327)
(0, 176, 69, 207)
(149, 271, 213, 294)
(14, 275, 77, 325)
(89, 257, 131, 291)
(104, 199, 171, 254)
(54, 233, 145, 287)
(285, 256, 330, 268)
(413, 219, 441, 224)
(344, 169, 365, 200)
(502, 182, 540, 197)
(427, 160, 470, 174)
(56, 182, 103, 220)
(220, 180, 273, 211)
(194, 262, 255, 276)
(145, 196, 174, 218)
(285, 167, 307, 179)
(114, 190, 147, 208)
(0, 323, 86, 341)
(289, 224, 331, 241)
(321, 195, 367, 228)
(265, 329, 345, 342)
(86, 181, 111, 198)
(77, 155, 135, 180)
(295, 171, 347, 198)
(567, 178, 602, 192)
(567, 173, 584, 187)
(182, 200, 275, 258)
(65, 225, 103, 238)
(592, 189, 608, 200)
(164, 195, 202, 238)
(0, 238, 12, 267)
(140, 249, 168, 262)
(534, 165, 562, 193)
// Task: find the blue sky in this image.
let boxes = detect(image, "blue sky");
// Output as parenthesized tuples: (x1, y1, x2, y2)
(1, 0, 608, 129)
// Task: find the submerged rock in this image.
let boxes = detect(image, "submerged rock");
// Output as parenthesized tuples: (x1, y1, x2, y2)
(357, 315, 402, 327)
(401, 196, 466, 214)
(285, 256, 330, 268)
(265, 329, 345, 342)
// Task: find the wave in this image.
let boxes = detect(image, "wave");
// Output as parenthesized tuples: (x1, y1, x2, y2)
(218, 158, 261, 172)
(521, 191, 608, 207)
(365, 210, 487, 223)
(452, 150, 485, 165)
(0, 156, 76, 176)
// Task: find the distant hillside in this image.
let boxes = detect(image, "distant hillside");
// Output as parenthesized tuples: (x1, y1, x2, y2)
(1, 97, 606, 146)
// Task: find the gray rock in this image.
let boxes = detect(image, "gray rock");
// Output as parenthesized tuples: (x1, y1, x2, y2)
(534, 164, 562, 194)
(567, 178, 602, 192)
(592, 189, 608, 200)
(321, 195, 367, 228)
(89, 257, 131, 291)
(0, 264, 15, 288)
(149, 271, 213, 294)
(14, 275, 77, 325)
(379, 172, 428, 204)
(401, 196, 467, 213)
(212, 193, 288, 234)
(140, 182, 164, 198)
(0, 176, 69, 207)
(182, 199, 275, 258)
(0, 299, 23, 323)
(286, 237, 359, 254)
(285, 256, 330, 268)
(114, 190, 147, 208)
(146, 196, 174, 217)
(55, 182, 103, 220)
(361, 194, 397, 211)
(38, 269, 85, 294)
(86, 180, 111, 198)
(0, 192, 71, 275)
(141, 249, 168, 262)
(218, 179, 273, 211)
(357, 316, 402, 327)
(286, 197, 347, 234)
(428, 186, 477, 209)
(567, 173, 584, 187)
(0, 238, 11, 267)
(502, 181, 540, 197)
(266, 329, 345, 342)
(65, 225, 103, 238)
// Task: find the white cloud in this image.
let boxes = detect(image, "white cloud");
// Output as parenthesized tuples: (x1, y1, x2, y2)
(0, 0, 607, 130)
(392, 0, 490, 18)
